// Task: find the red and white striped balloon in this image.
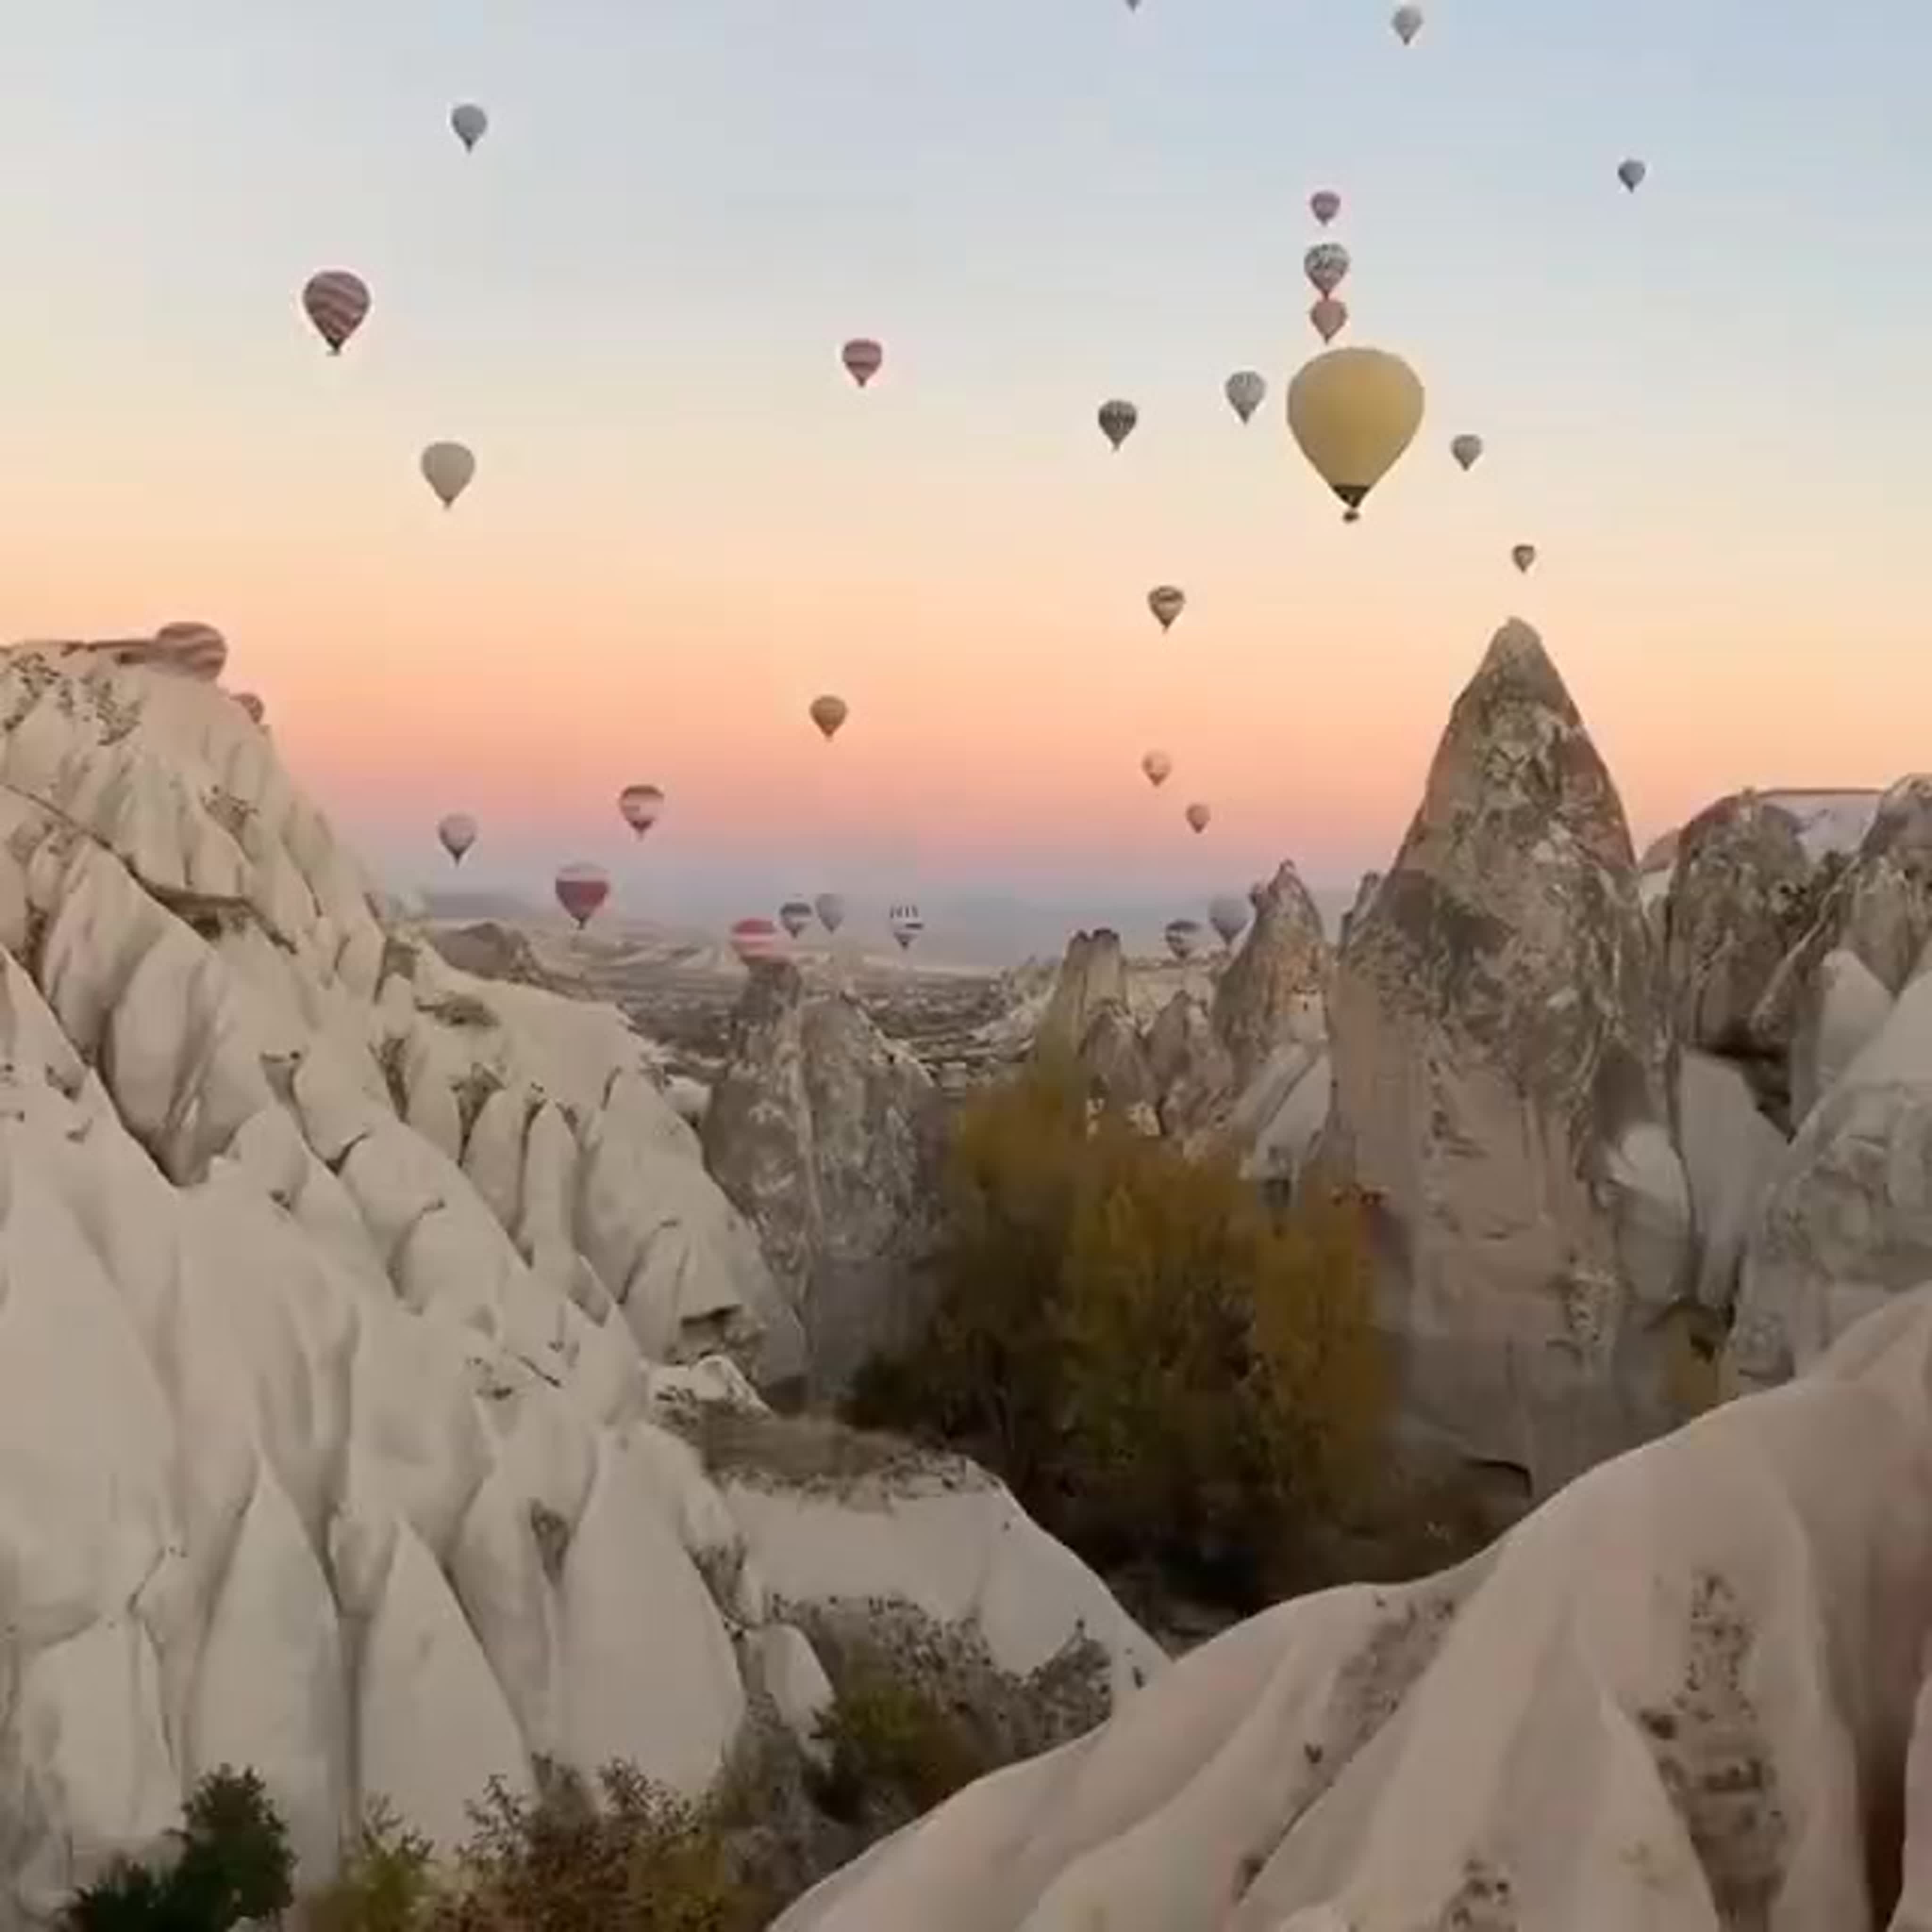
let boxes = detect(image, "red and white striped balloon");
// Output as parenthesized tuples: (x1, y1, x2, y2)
(731, 916, 786, 966)
(153, 620, 228, 682)
(301, 271, 371, 355)
(617, 783, 664, 835)
(554, 861, 611, 929)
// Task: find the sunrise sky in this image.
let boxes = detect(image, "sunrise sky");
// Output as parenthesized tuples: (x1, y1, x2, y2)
(0, 0, 1926, 945)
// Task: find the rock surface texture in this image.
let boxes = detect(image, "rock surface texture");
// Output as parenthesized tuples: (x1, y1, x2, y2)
(0, 642, 1158, 1922)
(1209, 861, 1329, 1088)
(703, 962, 948, 1397)
(779, 1285, 1932, 1932)
(1320, 620, 1693, 1495)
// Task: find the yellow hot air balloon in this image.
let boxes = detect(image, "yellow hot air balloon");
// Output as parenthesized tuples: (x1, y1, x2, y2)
(1285, 347, 1425, 523)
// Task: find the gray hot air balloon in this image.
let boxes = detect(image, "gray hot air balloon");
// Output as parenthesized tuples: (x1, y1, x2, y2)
(779, 899, 814, 940)
(1208, 894, 1250, 947)
(1391, 4, 1424, 45)
(1225, 370, 1267, 424)
(1098, 399, 1139, 451)
(1450, 433, 1485, 472)
(421, 441, 476, 509)
(1164, 917, 1205, 963)
(889, 904, 924, 951)
(1617, 157, 1648, 192)
(450, 102, 489, 151)
(815, 891, 847, 935)
(438, 812, 478, 865)
(1305, 242, 1351, 300)
(1310, 189, 1342, 227)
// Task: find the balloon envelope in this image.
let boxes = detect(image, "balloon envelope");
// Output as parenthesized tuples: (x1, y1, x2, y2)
(1164, 918, 1204, 962)
(1309, 297, 1349, 345)
(1286, 347, 1426, 522)
(1098, 399, 1139, 450)
(809, 694, 849, 740)
(301, 270, 370, 354)
(842, 338, 884, 387)
(450, 102, 488, 150)
(421, 441, 476, 508)
(779, 899, 814, 940)
(438, 812, 478, 864)
(1141, 749, 1173, 789)
(889, 904, 924, 951)
(1148, 585, 1186, 632)
(731, 917, 785, 966)
(1304, 242, 1351, 299)
(554, 862, 610, 929)
(1512, 543, 1538, 574)
(1617, 157, 1648, 192)
(1450, 433, 1485, 471)
(152, 620, 227, 682)
(1185, 802, 1212, 834)
(1391, 4, 1424, 43)
(815, 891, 847, 934)
(234, 691, 266, 725)
(617, 783, 664, 835)
(1209, 895, 1250, 946)
(1310, 189, 1341, 227)
(1225, 370, 1267, 424)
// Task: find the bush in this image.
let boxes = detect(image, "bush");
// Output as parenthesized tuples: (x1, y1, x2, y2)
(810, 1654, 994, 1829)
(303, 1802, 438, 1932)
(62, 1767, 294, 1932)
(849, 1063, 1387, 1608)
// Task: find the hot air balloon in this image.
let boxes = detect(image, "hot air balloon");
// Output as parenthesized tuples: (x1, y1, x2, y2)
(301, 271, 370, 355)
(1304, 243, 1351, 300)
(842, 339, 884, 387)
(1310, 189, 1341, 227)
(1450, 433, 1484, 472)
(809, 694, 849, 741)
(1391, 4, 1424, 45)
(1209, 894, 1250, 947)
(1309, 297, 1349, 345)
(1185, 802, 1212, 834)
(554, 862, 611, 930)
(1098, 400, 1138, 451)
(779, 899, 814, 940)
(1512, 543, 1538, 574)
(421, 441, 476, 509)
(438, 812, 478, 865)
(450, 102, 489, 150)
(1164, 917, 1205, 962)
(731, 916, 785, 966)
(815, 891, 847, 935)
(889, 904, 924, 951)
(152, 621, 228, 682)
(1141, 749, 1173, 789)
(1617, 157, 1648, 192)
(1225, 370, 1267, 425)
(1148, 585, 1186, 633)
(234, 691, 266, 725)
(617, 783, 664, 836)
(1286, 347, 1426, 523)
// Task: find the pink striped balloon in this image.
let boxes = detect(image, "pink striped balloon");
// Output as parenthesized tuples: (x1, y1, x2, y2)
(554, 861, 611, 929)
(234, 691, 266, 724)
(842, 338, 884, 387)
(302, 271, 371, 355)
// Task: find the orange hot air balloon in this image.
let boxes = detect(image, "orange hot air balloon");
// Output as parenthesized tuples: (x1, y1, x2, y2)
(809, 694, 849, 741)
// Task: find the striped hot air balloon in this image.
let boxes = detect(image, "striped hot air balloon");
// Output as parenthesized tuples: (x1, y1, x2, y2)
(554, 862, 611, 929)
(779, 899, 814, 939)
(889, 904, 924, 951)
(152, 621, 227, 682)
(617, 783, 664, 835)
(1164, 917, 1205, 962)
(842, 339, 884, 387)
(301, 271, 371, 355)
(731, 916, 785, 965)
(233, 691, 266, 725)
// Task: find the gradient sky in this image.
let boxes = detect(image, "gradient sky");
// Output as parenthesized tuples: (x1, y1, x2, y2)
(1, 0, 1928, 942)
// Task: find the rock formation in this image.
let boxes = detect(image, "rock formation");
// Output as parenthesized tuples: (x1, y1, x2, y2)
(1210, 861, 1328, 1086)
(1145, 991, 1234, 1138)
(1033, 930, 1129, 1063)
(1321, 620, 1693, 1496)
(0, 642, 1158, 1920)
(703, 961, 947, 1398)
(779, 1285, 1932, 1932)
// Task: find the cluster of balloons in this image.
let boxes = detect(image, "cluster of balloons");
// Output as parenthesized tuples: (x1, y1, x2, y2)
(290, 23, 1655, 966)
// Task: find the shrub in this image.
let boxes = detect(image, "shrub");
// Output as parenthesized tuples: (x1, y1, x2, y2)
(61, 1767, 294, 1932)
(849, 1062, 1387, 1608)
(303, 1802, 438, 1932)
(810, 1653, 994, 1829)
